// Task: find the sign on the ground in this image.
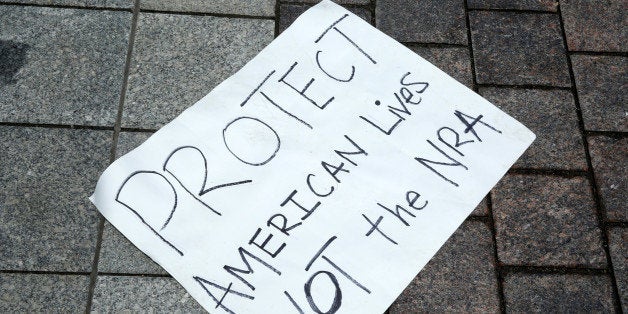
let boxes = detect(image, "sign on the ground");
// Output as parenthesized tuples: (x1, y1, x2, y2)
(91, 1, 534, 312)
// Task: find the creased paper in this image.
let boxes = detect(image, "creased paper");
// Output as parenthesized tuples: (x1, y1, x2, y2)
(91, 1, 535, 313)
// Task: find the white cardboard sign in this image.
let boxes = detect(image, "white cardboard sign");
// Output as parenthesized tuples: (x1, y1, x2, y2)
(91, 1, 535, 313)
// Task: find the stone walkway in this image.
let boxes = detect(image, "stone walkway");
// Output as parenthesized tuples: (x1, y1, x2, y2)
(0, 0, 625, 312)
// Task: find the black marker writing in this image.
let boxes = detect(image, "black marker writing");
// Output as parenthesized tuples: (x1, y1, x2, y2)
(223, 117, 281, 166)
(116, 171, 184, 256)
(193, 276, 254, 314)
(279, 61, 334, 109)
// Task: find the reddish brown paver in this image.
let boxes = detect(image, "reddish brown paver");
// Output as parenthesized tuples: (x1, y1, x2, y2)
(479, 88, 587, 170)
(469, 11, 571, 87)
(389, 221, 500, 313)
(408, 46, 474, 89)
(588, 136, 628, 222)
(608, 227, 628, 311)
(376, 0, 467, 44)
(492, 175, 606, 267)
(503, 273, 615, 312)
(278, 3, 371, 34)
(560, 0, 628, 52)
(571, 55, 628, 132)
(468, 0, 558, 11)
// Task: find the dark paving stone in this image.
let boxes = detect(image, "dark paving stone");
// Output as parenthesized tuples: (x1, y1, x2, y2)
(408, 46, 474, 88)
(99, 131, 165, 274)
(469, 11, 570, 86)
(472, 197, 489, 216)
(0, 0, 131, 8)
(122, 13, 273, 129)
(479, 88, 586, 170)
(140, 0, 275, 16)
(278, 3, 371, 34)
(468, 0, 558, 11)
(588, 136, 627, 222)
(571, 55, 627, 132)
(608, 227, 628, 311)
(492, 175, 606, 267)
(0, 273, 90, 312)
(91, 276, 203, 312)
(503, 273, 615, 312)
(560, 0, 627, 52)
(389, 221, 500, 313)
(0, 127, 111, 271)
(0, 6, 130, 126)
(376, 0, 467, 44)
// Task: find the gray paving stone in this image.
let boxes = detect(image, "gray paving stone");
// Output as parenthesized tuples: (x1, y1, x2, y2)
(99, 221, 167, 274)
(560, 0, 627, 52)
(571, 55, 627, 132)
(140, 0, 275, 16)
(0, 273, 90, 312)
(376, 0, 467, 44)
(469, 11, 570, 86)
(0, 0, 132, 8)
(115, 131, 152, 158)
(588, 136, 627, 222)
(503, 273, 615, 312)
(0, 126, 111, 271)
(389, 221, 500, 313)
(279, 3, 371, 34)
(408, 46, 473, 89)
(479, 88, 586, 170)
(91, 275, 203, 312)
(122, 13, 274, 129)
(608, 227, 628, 311)
(468, 0, 558, 11)
(492, 175, 606, 267)
(0, 6, 130, 126)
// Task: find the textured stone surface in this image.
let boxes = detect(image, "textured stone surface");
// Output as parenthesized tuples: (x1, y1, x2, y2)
(560, 0, 627, 52)
(608, 227, 628, 311)
(408, 46, 473, 88)
(99, 222, 167, 274)
(571, 55, 627, 132)
(468, 0, 558, 11)
(469, 11, 570, 86)
(479, 88, 586, 169)
(0, 6, 130, 126)
(492, 175, 606, 267)
(0, 273, 90, 312)
(141, 0, 275, 16)
(389, 221, 499, 312)
(91, 276, 203, 312)
(279, 3, 371, 34)
(588, 136, 627, 222)
(503, 273, 615, 312)
(376, 0, 467, 44)
(115, 131, 152, 158)
(0, 127, 111, 271)
(0, 0, 131, 8)
(122, 13, 273, 129)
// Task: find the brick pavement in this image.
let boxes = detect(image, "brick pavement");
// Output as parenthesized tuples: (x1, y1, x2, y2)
(0, 0, 625, 312)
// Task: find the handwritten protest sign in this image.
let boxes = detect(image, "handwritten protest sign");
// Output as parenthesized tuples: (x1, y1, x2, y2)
(91, 1, 535, 312)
